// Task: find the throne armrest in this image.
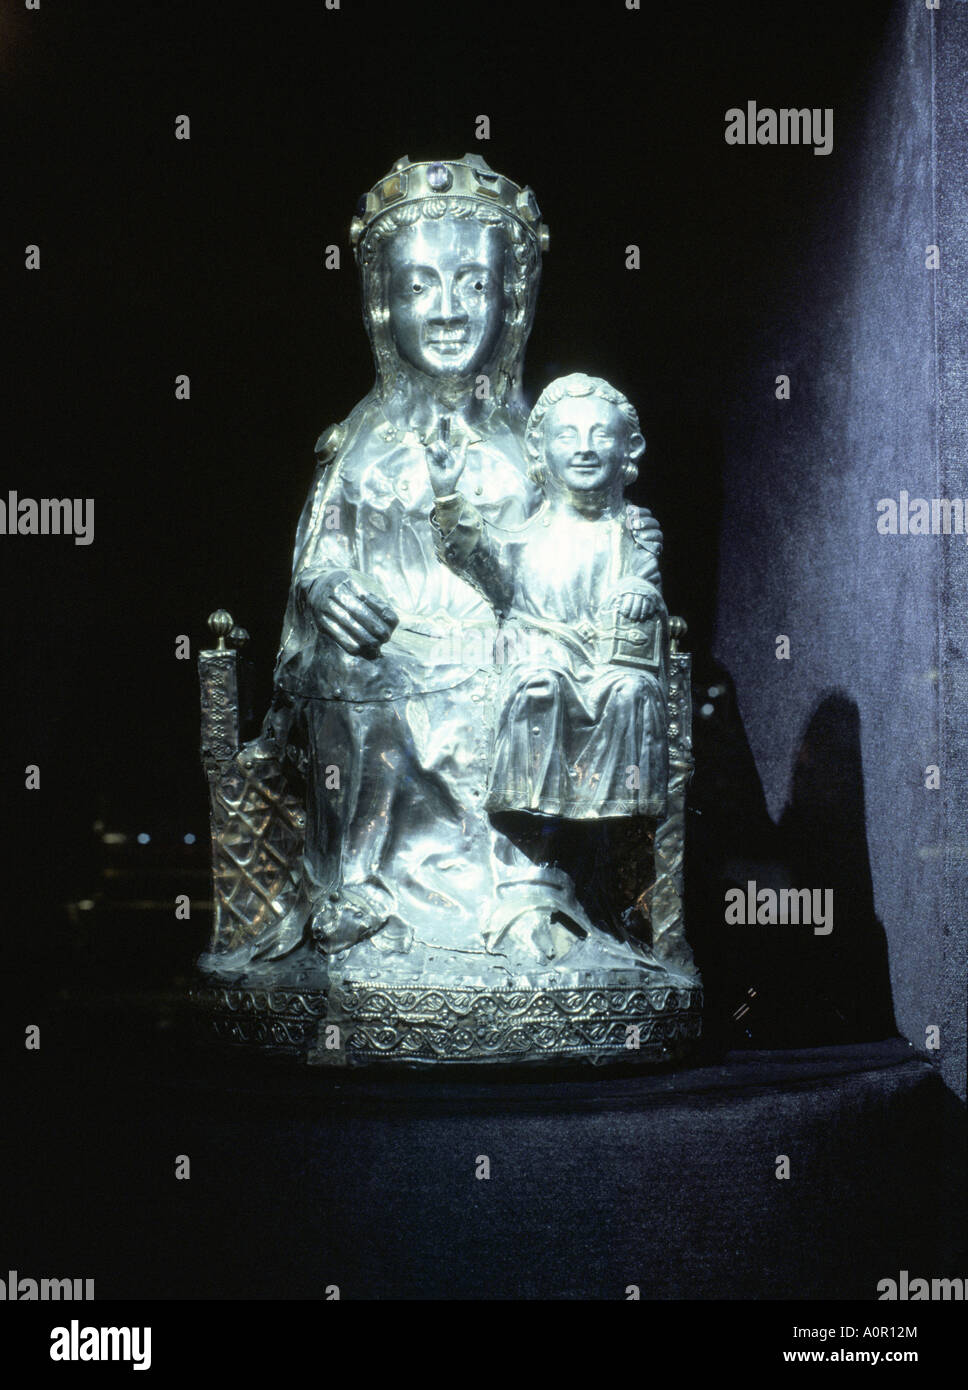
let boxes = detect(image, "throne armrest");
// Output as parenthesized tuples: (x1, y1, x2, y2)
(199, 609, 248, 769)
(198, 611, 305, 955)
(666, 616, 694, 769)
(651, 615, 697, 977)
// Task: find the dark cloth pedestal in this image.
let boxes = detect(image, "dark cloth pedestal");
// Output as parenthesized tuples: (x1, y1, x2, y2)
(5, 1035, 962, 1299)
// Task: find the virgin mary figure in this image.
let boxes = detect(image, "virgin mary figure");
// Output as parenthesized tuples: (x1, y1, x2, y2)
(209, 154, 670, 993)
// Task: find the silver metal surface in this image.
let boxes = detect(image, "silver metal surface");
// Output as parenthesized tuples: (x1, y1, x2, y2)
(195, 155, 701, 1065)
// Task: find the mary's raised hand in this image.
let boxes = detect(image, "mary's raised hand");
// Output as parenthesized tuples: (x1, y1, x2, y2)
(425, 417, 465, 497)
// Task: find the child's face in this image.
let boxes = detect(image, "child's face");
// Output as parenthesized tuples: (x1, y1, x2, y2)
(541, 396, 632, 498)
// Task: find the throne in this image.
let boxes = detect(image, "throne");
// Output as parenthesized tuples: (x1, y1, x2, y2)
(193, 609, 701, 1065)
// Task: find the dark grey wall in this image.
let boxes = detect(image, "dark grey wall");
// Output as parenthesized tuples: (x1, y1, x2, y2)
(714, 1, 965, 1097)
(935, 5, 968, 1103)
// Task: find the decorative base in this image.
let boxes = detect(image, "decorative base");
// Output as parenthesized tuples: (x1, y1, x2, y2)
(191, 976, 703, 1068)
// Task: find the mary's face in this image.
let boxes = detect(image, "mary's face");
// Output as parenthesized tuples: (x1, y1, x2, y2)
(385, 219, 509, 380)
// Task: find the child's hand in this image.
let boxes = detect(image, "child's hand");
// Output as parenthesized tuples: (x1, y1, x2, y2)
(425, 417, 465, 497)
(619, 589, 659, 623)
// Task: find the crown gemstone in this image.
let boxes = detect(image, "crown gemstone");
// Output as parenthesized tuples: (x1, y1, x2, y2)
(427, 162, 452, 191)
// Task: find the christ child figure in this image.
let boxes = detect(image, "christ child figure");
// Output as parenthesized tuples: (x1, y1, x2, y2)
(426, 372, 669, 823)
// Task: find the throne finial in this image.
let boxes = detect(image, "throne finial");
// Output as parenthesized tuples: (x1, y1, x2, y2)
(208, 609, 234, 652)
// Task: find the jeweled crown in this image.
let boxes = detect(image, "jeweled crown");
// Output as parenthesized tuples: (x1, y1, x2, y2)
(349, 153, 549, 253)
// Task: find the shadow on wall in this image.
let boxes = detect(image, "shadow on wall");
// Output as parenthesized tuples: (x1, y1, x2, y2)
(687, 678, 897, 1052)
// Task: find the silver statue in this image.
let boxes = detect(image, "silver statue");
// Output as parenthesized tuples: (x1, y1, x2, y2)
(195, 155, 701, 1064)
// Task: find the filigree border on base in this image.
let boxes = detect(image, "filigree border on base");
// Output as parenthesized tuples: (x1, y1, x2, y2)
(192, 979, 703, 1067)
